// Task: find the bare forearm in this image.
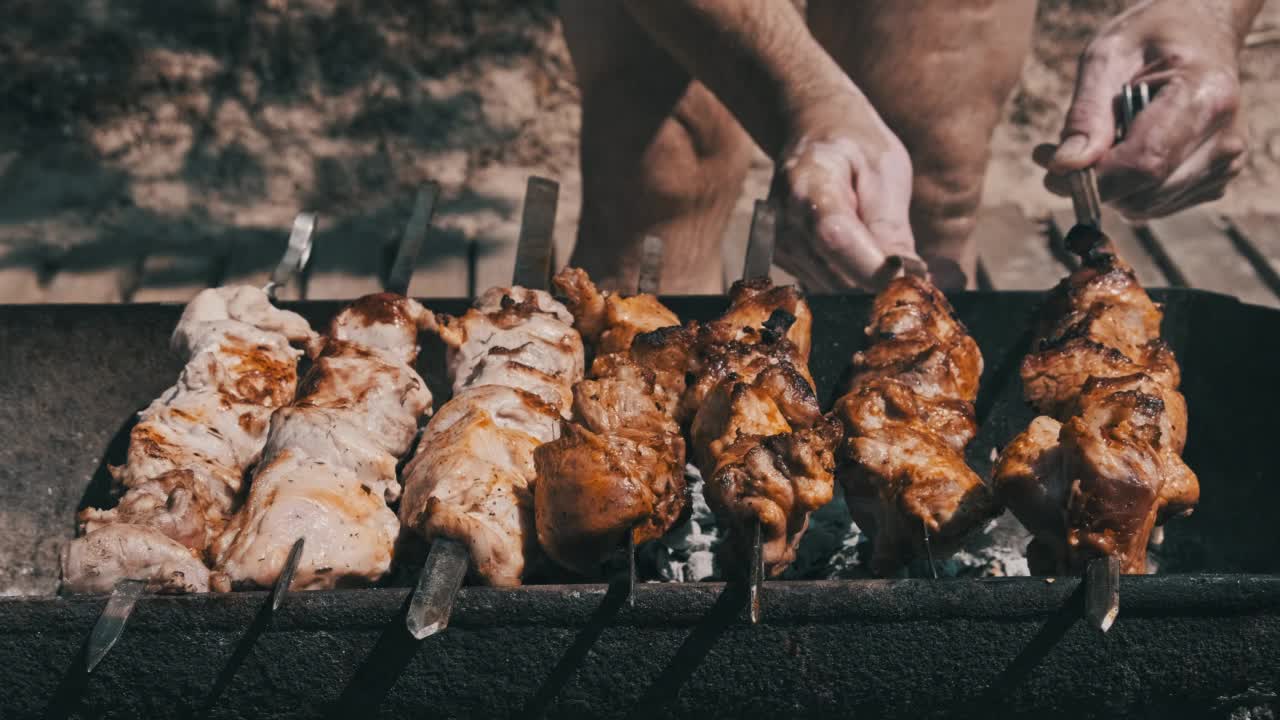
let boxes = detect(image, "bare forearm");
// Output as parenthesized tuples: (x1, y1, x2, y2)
(1122, 0, 1266, 47)
(621, 0, 852, 157)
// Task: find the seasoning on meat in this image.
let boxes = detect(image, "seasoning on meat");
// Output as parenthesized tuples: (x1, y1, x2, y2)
(399, 287, 585, 586)
(211, 293, 434, 591)
(994, 226, 1198, 574)
(689, 279, 839, 577)
(533, 268, 687, 574)
(832, 275, 996, 574)
(62, 286, 315, 594)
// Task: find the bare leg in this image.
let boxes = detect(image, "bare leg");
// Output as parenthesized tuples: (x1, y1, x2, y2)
(561, 0, 754, 294)
(808, 0, 1037, 289)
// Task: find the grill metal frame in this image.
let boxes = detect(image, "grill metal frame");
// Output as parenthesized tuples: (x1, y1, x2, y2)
(2, 289, 1278, 719)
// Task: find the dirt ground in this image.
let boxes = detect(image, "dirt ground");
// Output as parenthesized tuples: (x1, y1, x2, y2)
(1, 0, 1277, 283)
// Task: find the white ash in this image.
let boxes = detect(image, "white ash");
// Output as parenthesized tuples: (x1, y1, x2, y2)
(640, 465, 1034, 581)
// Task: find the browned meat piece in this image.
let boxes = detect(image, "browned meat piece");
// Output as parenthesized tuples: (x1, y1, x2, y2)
(553, 266, 680, 357)
(535, 269, 688, 575)
(995, 225, 1198, 575)
(63, 286, 314, 594)
(833, 275, 995, 574)
(212, 294, 434, 591)
(1021, 337, 1180, 419)
(718, 278, 814, 362)
(401, 287, 584, 586)
(687, 280, 837, 577)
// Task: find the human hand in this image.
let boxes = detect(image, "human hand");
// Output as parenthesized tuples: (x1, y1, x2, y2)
(1035, 0, 1249, 220)
(772, 84, 918, 291)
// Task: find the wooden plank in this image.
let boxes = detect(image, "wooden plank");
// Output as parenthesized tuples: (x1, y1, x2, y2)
(407, 218, 474, 299)
(1225, 213, 1280, 274)
(975, 204, 1067, 290)
(472, 224, 520, 295)
(1222, 213, 1280, 303)
(0, 245, 49, 304)
(42, 242, 140, 303)
(131, 240, 228, 303)
(302, 226, 387, 301)
(1144, 209, 1279, 308)
(1050, 208, 1168, 287)
(222, 232, 302, 300)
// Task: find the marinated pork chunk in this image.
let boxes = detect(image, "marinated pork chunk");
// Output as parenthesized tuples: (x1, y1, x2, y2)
(63, 286, 315, 594)
(400, 287, 584, 586)
(994, 225, 1199, 574)
(533, 269, 687, 574)
(691, 280, 839, 577)
(833, 276, 996, 574)
(212, 293, 433, 591)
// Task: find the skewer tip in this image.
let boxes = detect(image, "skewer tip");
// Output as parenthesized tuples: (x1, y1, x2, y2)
(270, 537, 305, 613)
(1085, 556, 1121, 633)
(748, 521, 764, 625)
(405, 537, 469, 641)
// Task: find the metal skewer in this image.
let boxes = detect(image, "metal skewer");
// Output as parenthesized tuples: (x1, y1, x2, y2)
(611, 236, 668, 607)
(1068, 81, 1149, 633)
(264, 212, 317, 299)
(270, 537, 306, 613)
(386, 183, 441, 297)
(83, 215, 320, 674)
(405, 176, 560, 640)
(740, 198, 779, 625)
(84, 578, 145, 673)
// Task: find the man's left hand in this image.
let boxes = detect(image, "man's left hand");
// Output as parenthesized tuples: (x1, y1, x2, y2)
(1034, 0, 1253, 220)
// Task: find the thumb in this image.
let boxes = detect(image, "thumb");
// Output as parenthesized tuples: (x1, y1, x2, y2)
(1052, 42, 1136, 172)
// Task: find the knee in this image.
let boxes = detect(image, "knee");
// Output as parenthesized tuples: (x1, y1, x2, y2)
(583, 82, 753, 209)
(910, 145, 988, 241)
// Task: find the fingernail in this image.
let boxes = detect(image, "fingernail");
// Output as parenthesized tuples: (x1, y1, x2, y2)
(1055, 134, 1089, 163)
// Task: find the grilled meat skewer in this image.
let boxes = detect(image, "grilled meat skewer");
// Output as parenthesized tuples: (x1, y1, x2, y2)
(994, 225, 1198, 574)
(687, 279, 839, 578)
(532, 268, 687, 575)
(399, 287, 585, 586)
(833, 276, 997, 575)
(211, 293, 434, 591)
(63, 286, 315, 594)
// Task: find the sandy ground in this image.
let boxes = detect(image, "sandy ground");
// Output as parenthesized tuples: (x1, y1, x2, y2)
(1, 0, 1277, 286)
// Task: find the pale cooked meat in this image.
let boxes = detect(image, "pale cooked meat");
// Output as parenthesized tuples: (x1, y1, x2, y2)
(534, 268, 688, 575)
(401, 287, 583, 586)
(213, 293, 433, 591)
(438, 289, 585, 420)
(689, 280, 838, 577)
(63, 286, 314, 594)
(61, 525, 211, 595)
(996, 224, 1199, 575)
(833, 275, 996, 574)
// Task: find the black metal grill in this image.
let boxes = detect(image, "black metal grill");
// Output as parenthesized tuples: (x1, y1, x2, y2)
(2, 289, 1278, 719)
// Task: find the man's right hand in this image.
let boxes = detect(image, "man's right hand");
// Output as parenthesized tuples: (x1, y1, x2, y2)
(773, 87, 919, 291)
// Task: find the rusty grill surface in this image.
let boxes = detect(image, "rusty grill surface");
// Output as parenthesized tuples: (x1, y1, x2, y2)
(1, 289, 1278, 719)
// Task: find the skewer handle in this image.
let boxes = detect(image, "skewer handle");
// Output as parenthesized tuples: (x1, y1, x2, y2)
(85, 579, 146, 673)
(264, 212, 316, 299)
(386, 182, 442, 297)
(406, 538, 470, 640)
(512, 177, 560, 291)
